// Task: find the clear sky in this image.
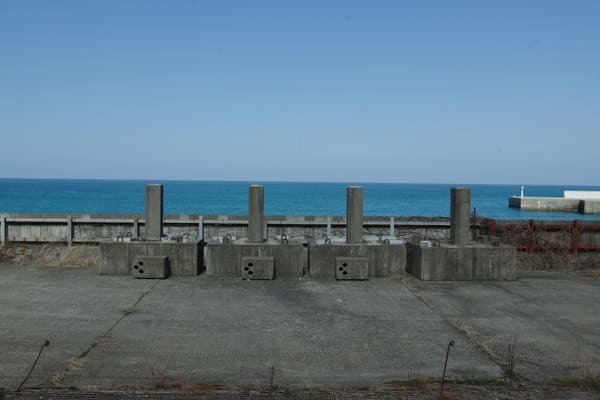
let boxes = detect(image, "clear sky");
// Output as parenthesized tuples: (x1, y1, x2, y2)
(1, 1, 599, 184)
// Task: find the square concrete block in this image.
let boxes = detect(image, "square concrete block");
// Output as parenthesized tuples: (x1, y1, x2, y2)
(406, 242, 517, 281)
(132, 256, 169, 279)
(335, 257, 368, 280)
(98, 241, 202, 276)
(309, 244, 406, 278)
(206, 243, 305, 278)
(241, 256, 274, 280)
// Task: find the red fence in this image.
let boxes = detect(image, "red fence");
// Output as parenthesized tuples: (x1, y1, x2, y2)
(483, 219, 600, 254)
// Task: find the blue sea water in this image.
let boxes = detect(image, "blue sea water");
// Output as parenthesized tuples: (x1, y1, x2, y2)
(1, 179, 600, 220)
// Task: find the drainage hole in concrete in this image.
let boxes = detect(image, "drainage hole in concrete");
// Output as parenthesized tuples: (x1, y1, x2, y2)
(244, 266, 249, 271)
(342, 271, 348, 275)
(139, 269, 144, 274)
(134, 265, 139, 270)
(343, 263, 348, 267)
(139, 261, 144, 266)
(338, 267, 344, 271)
(248, 262, 253, 267)
(248, 270, 253, 275)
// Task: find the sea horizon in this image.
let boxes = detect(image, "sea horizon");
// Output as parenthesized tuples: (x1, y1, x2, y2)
(2, 176, 600, 187)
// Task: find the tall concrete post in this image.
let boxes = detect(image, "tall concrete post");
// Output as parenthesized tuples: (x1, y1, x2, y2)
(145, 184, 163, 241)
(346, 186, 364, 243)
(450, 187, 471, 245)
(248, 185, 265, 243)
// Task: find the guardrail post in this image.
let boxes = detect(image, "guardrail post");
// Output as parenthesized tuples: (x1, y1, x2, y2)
(572, 220, 579, 255)
(1, 215, 7, 246)
(527, 219, 535, 252)
(198, 216, 204, 241)
(133, 217, 140, 237)
(67, 215, 73, 246)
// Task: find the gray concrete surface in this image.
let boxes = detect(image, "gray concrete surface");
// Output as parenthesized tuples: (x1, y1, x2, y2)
(1, 267, 599, 392)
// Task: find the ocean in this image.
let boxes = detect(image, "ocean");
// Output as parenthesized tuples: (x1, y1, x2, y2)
(1, 179, 599, 220)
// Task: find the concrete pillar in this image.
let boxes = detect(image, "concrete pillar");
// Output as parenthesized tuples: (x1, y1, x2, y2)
(198, 216, 204, 241)
(450, 187, 471, 245)
(1, 215, 6, 246)
(133, 217, 140, 237)
(248, 185, 264, 243)
(346, 186, 364, 243)
(389, 217, 395, 237)
(145, 184, 164, 241)
(67, 215, 73, 246)
(326, 217, 332, 238)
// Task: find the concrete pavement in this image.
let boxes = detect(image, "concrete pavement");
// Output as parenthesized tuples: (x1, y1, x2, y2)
(0, 267, 599, 391)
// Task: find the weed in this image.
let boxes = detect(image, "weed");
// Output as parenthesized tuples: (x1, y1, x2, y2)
(553, 376, 600, 390)
(503, 337, 517, 380)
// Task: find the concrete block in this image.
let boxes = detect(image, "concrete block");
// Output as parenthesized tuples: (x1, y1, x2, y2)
(241, 256, 274, 280)
(98, 242, 130, 275)
(132, 256, 169, 279)
(580, 200, 600, 215)
(206, 243, 305, 278)
(309, 244, 406, 278)
(98, 241, 202, 276)
(335, 257, 368, 280)
(406, 242, 517, 281)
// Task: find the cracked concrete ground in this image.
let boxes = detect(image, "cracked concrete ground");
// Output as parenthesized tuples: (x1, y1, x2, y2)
(0, 267, 599, 392)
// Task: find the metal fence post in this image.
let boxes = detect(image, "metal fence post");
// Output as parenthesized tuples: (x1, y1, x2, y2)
(67, 216, 73, 246)
(1, 215, 7, 246)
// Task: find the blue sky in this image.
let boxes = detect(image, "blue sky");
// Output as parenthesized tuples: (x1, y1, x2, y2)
(1, 1, 599, 184)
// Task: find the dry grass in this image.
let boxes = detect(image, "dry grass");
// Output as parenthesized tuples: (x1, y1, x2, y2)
(0, 243, 99, 267)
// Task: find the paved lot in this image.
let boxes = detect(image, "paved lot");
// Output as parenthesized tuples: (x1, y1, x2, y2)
(0, 267, 599, 394)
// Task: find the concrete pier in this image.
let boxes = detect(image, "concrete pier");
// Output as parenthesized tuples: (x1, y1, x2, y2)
(248, 185, 265, 243)
(145, 184, 163, 241)
(509, 196, 600, 215)
(346, 186, 364, 243)
(450, 187, 471, 245)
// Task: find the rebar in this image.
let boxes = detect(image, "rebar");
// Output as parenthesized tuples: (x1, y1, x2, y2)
(16, 339, 50, 391)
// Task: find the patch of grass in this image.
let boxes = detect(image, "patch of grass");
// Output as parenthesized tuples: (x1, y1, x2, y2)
(0, 246, 16, 264)
(386, 377, 505, 388)
(1, 243, 99, 267)
(553, 376, 600, 390)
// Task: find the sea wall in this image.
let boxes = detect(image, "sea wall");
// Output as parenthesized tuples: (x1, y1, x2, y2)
(508, 196, 581, 212)
(0, 214, 450, 245)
